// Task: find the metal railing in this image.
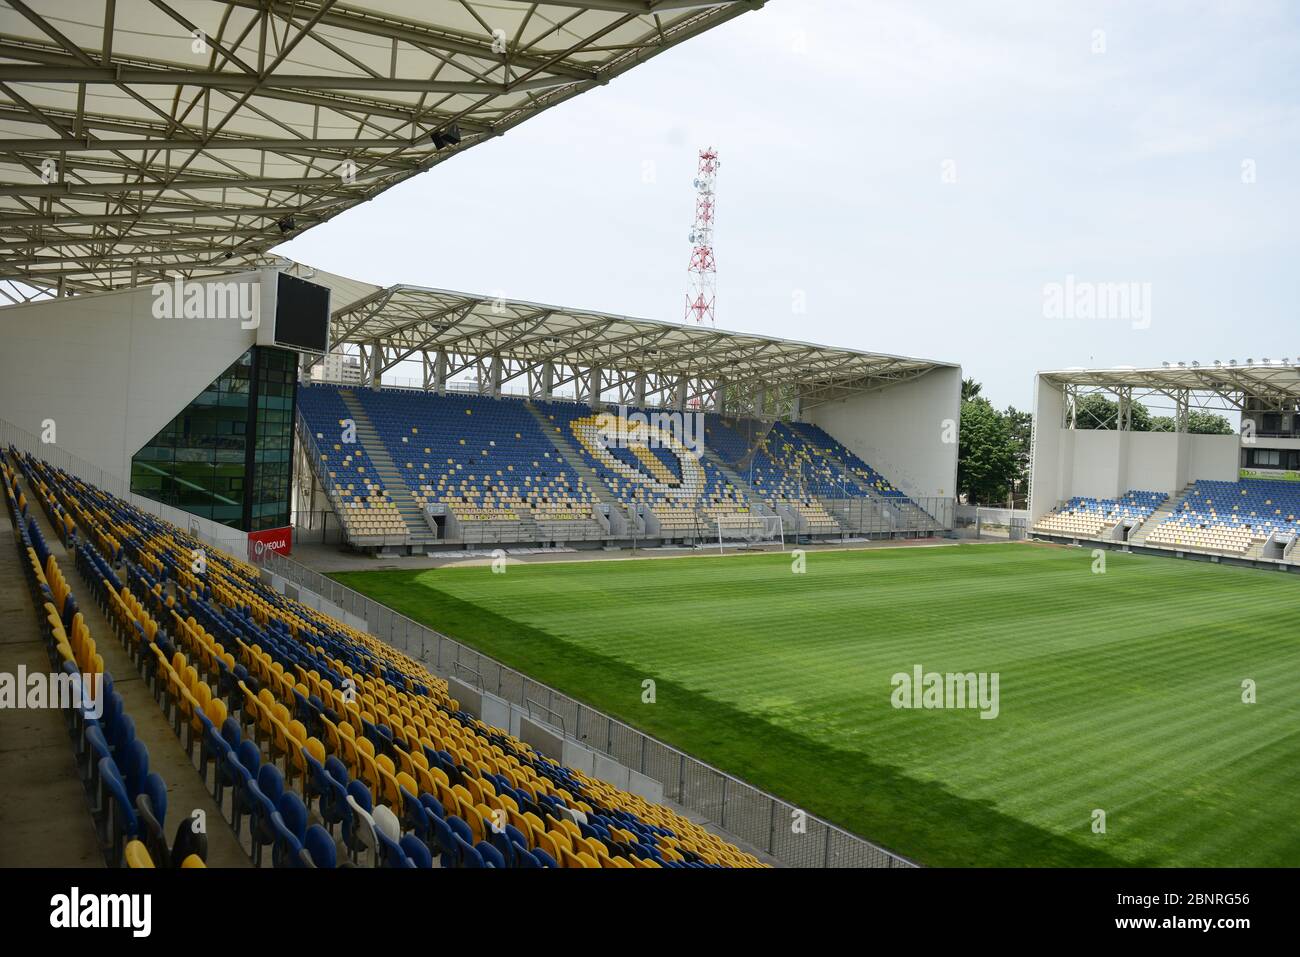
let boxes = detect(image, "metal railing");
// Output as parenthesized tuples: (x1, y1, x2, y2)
(256, 547, 917, 868)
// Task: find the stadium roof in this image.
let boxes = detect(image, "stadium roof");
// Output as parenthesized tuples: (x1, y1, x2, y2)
(328, 279, 956, 392)
(0, 0, 763, 293)
(1040, 363, 1300, 407)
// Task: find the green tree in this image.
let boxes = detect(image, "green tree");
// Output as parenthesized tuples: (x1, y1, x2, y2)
(961, 377, 983, 402)
(1004, 405, 1033, 503)
(958, 397, 1019, 504)
(1073, 394, 1154, 431)
(1187, 410, 1233, 434)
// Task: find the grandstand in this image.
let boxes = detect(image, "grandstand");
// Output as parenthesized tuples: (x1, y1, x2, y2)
(1030, 365, 1300, 569)
(288, 291, 960, 552)
(3, 445, 766, 868)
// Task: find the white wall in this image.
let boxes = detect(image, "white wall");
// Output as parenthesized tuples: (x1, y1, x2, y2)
(1071, 429, 1123, 499)
(806, 365, 961, 498)
(0, 269, 274, 478)
(1029, 375, 1243, 516)
(1123, 431, 1176, 492)
(1028, 379, 1064, 519)
(1188, 434, 1240, 482)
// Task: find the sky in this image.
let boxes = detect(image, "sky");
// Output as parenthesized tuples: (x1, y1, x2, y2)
(275, 0, 1300, 411)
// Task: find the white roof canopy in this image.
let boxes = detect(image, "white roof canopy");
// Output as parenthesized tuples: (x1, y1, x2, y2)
(1040, 363, 1300, 411)
(329, 279, 954, 399)
(0, 0, 762, 292)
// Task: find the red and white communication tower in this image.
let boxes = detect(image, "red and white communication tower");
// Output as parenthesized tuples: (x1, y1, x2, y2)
(684, 147, 719, 326)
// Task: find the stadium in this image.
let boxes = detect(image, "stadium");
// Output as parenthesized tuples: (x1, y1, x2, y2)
(0, 0, 1296, 900)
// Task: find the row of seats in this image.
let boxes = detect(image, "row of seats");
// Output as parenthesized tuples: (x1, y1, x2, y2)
(349, 386, 598, 523)
(3, 454, 207, 869)
(1146, 519, 1252, 555)
(21, 451, 764, 868)
(297, 385, 406, 540)
(298, 385, 912, 541)
(1032, 489, 1168, 538)
(1161, 479, 1300, 541)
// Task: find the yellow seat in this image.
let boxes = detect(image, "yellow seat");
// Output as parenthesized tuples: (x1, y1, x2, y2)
(124, 840, 155, 868)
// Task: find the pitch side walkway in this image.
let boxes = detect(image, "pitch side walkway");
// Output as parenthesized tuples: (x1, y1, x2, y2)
(0, 508, 104, 866)
(16, 473, 249, 868)
(291, 532, 1013, 575)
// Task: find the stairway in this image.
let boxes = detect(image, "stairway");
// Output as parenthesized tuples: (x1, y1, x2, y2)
(337, 389, 438, 546)
(1244, 539, 1269, 561)
(1128, 483, 1193, 546)
(525, 402, 617, 507)
(706, 453, 775, 516)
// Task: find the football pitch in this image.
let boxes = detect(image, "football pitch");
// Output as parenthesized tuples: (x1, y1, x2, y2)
(332, 542, 1300, 867)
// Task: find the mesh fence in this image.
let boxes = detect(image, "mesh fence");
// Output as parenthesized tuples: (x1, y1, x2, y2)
(256, 548, 915, 868)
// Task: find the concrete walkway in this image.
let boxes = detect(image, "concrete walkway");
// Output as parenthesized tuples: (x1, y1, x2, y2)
(289, 532, 986, 575)
(15, 474, 249, 868)
(0, 516, 103, 867)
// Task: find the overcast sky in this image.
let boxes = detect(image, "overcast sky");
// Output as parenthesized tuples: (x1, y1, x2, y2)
(276, 0, 1300, 410)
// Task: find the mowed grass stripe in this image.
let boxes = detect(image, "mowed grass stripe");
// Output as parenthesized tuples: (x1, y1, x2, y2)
(333, 543, 1300, 867)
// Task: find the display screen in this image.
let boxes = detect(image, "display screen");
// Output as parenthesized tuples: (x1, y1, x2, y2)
(274, 273, 331, 353)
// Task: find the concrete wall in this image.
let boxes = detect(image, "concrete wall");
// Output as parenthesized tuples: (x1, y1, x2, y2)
(1030, 375, 1243, 517)
(1188, 433, 1240, 482)
(807, 365, 961, 498)
(0, 269, 276, 478)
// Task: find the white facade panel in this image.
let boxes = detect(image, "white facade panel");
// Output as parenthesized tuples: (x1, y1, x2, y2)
(806, 366, 961, 498)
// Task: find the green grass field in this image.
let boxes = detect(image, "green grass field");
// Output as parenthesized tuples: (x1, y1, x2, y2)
(333, 542, 1300, 867)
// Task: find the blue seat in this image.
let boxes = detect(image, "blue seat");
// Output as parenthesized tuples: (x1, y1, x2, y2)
(430, 815, 457, 868)
(455, 835, 484, 868)
(270, 811, 310, 868)
(119, 738, 149, 800)
(99, 758, 138, 866)
(245, 774, 280, 867)
(139, 771, 167, 827)
(476, 840, 506, 869)
(400, 834, 433, 868)
(303, 824, 337, 868)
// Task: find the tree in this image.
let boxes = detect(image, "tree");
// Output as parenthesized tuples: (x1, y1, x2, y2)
(1187, 410, 1233, 435)
(958, 396, 1020, 504)
(961, 377, 983, 402)
(1004, 405, 1033, 501)
(1073, 394, 1154, 431)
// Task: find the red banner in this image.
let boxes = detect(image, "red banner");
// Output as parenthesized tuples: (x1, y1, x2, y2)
(247, 525, 292, 559)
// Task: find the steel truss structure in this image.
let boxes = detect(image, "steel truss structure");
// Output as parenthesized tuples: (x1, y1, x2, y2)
(0, 0, 764, 294)
(326, 279, 953, 415)
(1041, 363, 1300, 431)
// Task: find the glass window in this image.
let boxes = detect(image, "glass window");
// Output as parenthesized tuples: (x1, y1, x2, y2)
(131, 346, 297, 532)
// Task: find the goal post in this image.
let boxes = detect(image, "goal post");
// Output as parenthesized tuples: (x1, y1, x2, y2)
(714, 513, 785, 549)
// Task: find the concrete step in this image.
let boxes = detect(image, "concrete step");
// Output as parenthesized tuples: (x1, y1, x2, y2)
(338, 389, 434, 542)
(1129, 482, 1195, 545)
(525, 402, 618, 506)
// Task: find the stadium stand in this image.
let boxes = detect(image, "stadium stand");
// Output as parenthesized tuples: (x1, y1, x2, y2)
(733, 422, 842, 534)
(1032, 490, 1167, 539)
(535, 401, 756, 536)
(298, 382, 932, 545)
(352, 388, 600, 524)
(1144, 479, 1300, 556)
(7, 448, 764, 868)
(2, 455, 218, 868)
(296, 385, 407, 542)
